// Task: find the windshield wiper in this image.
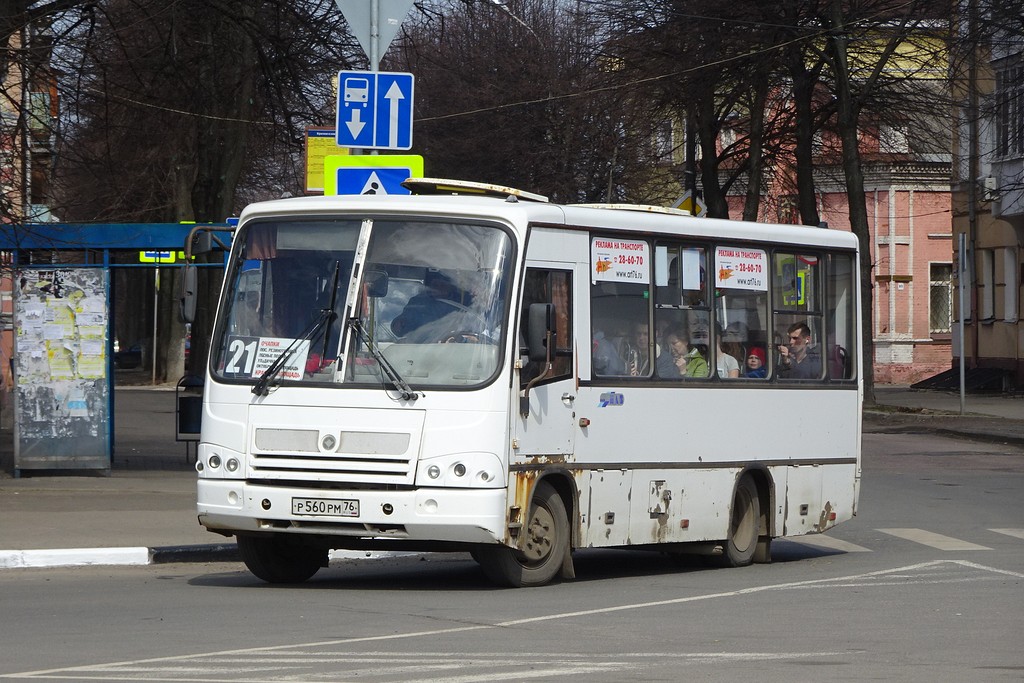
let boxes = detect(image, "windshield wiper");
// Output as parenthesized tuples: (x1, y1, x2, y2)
(252, 262, 341, 396)
(348, 317, 420, 401)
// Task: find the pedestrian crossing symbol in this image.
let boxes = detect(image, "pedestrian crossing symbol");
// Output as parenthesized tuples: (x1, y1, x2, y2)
(360, 171, 389, 195)
(336, 167, 411, 196)
(323, 154, 424, 196)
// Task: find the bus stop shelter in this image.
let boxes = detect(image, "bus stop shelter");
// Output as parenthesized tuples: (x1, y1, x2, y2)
(0, 223, 229, 476)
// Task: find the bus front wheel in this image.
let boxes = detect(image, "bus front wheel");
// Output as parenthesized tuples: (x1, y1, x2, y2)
(237, 535, 327, 584)
(721, 476, 760, 568)
(476, 481, 568, 587)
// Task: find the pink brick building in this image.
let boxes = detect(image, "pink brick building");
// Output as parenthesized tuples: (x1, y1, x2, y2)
(726, 157, 954, 385)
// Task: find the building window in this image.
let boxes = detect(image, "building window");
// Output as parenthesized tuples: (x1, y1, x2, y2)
(995, 56, 1024, 158)
(929, 263, 952, 334)
(979, 249, 996, 320)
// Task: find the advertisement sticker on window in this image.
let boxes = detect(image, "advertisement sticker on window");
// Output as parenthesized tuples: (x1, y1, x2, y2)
(715, 247, 767, 291)
(591, 237, 649, 284)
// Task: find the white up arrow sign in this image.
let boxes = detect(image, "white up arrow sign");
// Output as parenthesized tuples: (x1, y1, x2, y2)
(384, 81, 405, 149)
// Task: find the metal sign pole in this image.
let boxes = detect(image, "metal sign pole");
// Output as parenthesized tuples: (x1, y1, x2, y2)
(959, 232, 966, 415)
(153, 263, 160, 386)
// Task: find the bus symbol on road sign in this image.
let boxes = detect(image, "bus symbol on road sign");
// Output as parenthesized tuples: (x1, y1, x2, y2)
(343, 78, 369, 106)
(336, 70, 414, 151)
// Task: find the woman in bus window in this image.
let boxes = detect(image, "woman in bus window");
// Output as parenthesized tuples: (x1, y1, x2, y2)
(714, 323, 740, 378)
(659, 327, 708, 378)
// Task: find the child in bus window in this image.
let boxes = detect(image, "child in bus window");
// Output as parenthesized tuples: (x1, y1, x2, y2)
(745, 347, 767, 378)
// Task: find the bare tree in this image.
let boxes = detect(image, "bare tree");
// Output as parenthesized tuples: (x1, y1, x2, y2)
(394, 0, 664, 203)
(49, 0, 360, 381)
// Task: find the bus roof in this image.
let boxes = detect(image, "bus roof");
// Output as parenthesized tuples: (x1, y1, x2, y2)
(237, 192, 859, 252)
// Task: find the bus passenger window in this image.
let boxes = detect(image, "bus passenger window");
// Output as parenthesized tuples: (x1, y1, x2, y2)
(592, 281, 648, 377)
(827, 252, 857, 380)
(655, 244, 706, 309)
(713, 245, 769, 379)
(773, 252, 824, 381)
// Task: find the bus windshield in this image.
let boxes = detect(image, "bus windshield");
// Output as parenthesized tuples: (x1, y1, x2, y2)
(211, 217, 514, 390)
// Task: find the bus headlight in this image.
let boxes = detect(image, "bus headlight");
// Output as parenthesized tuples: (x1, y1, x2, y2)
(197, 444, 246, 479)
(416, 452, 503, 488)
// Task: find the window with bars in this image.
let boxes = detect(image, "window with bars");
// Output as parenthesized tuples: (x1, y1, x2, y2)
(929, 263, 953, 334)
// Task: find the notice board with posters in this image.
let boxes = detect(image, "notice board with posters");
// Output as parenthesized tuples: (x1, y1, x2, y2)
(12, 268, 110, 473)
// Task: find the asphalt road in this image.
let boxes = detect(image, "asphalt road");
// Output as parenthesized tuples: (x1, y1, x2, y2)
(1, 430, 1021, 682)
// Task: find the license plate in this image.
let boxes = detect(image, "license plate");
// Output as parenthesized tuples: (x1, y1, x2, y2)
(291, 497, 359, 517)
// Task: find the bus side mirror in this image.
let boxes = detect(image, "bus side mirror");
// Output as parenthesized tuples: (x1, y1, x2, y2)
(191, 231, 213, 255)
(179, 264, 197, 323)
(527, 303, 555, 362)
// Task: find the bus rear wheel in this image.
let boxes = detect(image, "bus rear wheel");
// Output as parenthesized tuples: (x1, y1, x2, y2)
(237, 535, 327, 584)
(475, 481, 568, 587)
(721, 476, 760, 568)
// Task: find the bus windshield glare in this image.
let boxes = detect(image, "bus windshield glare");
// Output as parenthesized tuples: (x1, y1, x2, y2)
(211, 217, 514, 390)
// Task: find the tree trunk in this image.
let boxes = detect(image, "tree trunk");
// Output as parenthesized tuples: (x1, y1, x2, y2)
(157, 1, 256, 379)
(695, 93, 729, 219)
(741, 78, 769, 222)
(788, 50, 822, 227)
(828, 0, 875, 405)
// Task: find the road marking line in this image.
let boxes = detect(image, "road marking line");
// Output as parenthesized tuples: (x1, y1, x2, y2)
(988, 528, 1024, 540)
(5, 559, 1020, 680)
(782, 535, 872, 552)
(876, 528, 991, 551)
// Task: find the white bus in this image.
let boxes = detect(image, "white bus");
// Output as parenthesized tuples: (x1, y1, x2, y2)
(186, 179, 861, 587)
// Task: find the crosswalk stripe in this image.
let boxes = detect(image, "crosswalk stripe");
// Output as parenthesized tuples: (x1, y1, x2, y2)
(988, 528, 1024, 540)
(877, 528, 991, 551)
(784, 534, 872, 553)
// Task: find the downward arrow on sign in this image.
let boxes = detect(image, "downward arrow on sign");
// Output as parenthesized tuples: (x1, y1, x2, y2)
(346, 108, 365, 138)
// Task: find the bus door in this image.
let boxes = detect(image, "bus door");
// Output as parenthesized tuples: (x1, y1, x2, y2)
(514, 266, 575, 458)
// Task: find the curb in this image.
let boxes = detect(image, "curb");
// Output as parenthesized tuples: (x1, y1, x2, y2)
(863, 412, 1024, 447)
(0, 544, 416, 570)
(0, 543, 237, 570)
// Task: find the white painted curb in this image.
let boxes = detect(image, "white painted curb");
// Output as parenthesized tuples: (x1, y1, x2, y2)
(0, 547, 415, 569)
(0, 547, 150, 569)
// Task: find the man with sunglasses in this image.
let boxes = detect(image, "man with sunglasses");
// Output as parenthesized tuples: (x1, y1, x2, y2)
(778, 321, 821, 379)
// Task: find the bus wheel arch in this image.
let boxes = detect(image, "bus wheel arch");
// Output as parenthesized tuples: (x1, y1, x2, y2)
(721, 469, 772, 567)
(476, 476, 573, 587)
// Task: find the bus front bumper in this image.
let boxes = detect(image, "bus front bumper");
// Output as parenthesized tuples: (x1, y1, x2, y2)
(197, 479, 507, 545)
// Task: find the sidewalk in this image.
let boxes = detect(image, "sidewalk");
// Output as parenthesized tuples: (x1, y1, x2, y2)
(1, 384, 1021, 569)
(866, 386, 1024, 445)
(0, 386, 238, 568)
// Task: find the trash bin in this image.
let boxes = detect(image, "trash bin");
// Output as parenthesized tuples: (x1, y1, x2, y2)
(176, 374, 204, 441)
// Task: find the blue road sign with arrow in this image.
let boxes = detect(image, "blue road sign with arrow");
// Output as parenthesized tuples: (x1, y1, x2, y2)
(336, 70, 414, 150)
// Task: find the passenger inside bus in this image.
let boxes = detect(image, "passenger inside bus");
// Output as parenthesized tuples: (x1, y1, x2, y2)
(658, 327, 709, 378)
(778, 321, 822, 379)
(714, 322, 741, 378)
(744, 346, 767, 378)
(592, 328, 626, 375)
(623, 321, 654, 376)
